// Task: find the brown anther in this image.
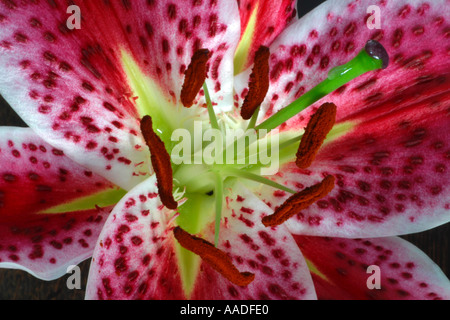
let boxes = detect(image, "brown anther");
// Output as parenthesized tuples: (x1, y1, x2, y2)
(173, 226, 255, 287)
(296, 102, 337, 169)
(262, 175, 335, 227)
(140, 115, 177, 209)
(240, 46, 270, 120)
(180, 49, 211, 108)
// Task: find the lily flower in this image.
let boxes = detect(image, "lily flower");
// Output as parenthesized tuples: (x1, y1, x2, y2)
(0, 0, 449, 300)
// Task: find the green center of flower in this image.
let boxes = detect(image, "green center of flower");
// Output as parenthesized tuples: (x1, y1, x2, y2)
(138, 40, 388, 292)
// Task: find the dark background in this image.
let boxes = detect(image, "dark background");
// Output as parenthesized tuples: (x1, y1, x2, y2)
(0, 0, 448, 300)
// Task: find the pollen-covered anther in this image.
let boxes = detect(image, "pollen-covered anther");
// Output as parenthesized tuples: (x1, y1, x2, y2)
(173, 227, 255, 287)
(262, 175, 335, 227)
(140, 115, 177, 209)
(180, 49, 212, 108)
(296, 102, 337, 169)
(240, 46, 270, 120)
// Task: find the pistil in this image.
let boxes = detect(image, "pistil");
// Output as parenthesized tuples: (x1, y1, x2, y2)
(203, 82, 220, 130)
(223, 167, 296, 194)
(255, 40, 389, 131)
(173, 227, 255, 287)
(214, 172, 224, 247)
(246, 106, 260, 130)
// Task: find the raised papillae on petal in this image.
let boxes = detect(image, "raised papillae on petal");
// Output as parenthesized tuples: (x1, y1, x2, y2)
(173, 227, 254, 287)
(262, 175, 335, 227)
(240, 46, 270, 120)
(296, 102, 337, 169)
(181, 49, 211, 108)
(140, 116, 177, 209)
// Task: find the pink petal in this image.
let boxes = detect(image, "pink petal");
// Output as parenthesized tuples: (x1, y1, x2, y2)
(0, 0, 240, 189)
(86, 177, 316, 300)
(262, 68, 449, 238)
(245, 0, 449, 238)
(236, 0, 297, 72)
(192, 182, 316, 300)
(235, 0, 449, 131)
(0, 206, 112, 281)
(77, 0, 241, 112)
(0, 127, 116, 223)
(85, 175, 185, 300)
(0, 1, 148, 190)
(0, 127, 117, 279)
(294, 235, 450, 300)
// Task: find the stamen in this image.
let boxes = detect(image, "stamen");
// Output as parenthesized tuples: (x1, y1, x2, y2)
(203, 82, 220, 130)
(296, 102, 336, 169)
(224, 167, 296, 195)
(214, 172, 224, 247)
(180, 49, 211, 108)
(241, 46, 270, 120)
(140, 115, 178, 209)
(246, 106, 260, 130)
(262, 175, 335, 227)
(173, 226, 255, 287)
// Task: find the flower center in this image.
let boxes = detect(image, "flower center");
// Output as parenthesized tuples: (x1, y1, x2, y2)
(138, 40, 389, 288)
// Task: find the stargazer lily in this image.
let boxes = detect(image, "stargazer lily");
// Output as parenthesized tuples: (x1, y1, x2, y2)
(0, 0, 449, 300)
